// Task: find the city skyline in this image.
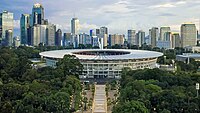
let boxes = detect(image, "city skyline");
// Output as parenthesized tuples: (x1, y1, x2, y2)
(1, 0, 200, 36)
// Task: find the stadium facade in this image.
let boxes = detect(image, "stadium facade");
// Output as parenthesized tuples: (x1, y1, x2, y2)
(39, 49, 163, 79)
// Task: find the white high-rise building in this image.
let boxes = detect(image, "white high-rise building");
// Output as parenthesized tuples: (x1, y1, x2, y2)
(71, 18, 80, 48)
(181, 23, 197, 47)
(71, 18, 79, 35)
(128, 30, 136, 45)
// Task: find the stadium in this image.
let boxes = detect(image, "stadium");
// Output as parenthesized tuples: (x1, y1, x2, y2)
(39, 49, 163, 79)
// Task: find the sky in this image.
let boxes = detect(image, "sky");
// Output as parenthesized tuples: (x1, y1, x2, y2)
(1, 0, 200, 36)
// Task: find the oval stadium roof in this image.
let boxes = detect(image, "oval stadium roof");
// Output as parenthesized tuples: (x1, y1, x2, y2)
(39, 49, 163, 60)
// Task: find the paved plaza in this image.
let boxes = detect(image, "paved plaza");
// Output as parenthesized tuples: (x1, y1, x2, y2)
(92, 85, 107, 113)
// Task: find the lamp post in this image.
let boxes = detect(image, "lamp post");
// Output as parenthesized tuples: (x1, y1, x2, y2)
(164, 56, 166, 65)
(196, 83, 199, 98)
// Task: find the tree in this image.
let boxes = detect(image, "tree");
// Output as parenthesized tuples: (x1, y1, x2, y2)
(113, 100, 149, 113)
(1, 101, 13, 113)
(56, 55, 83, 77)
(1, 83, 29, 100)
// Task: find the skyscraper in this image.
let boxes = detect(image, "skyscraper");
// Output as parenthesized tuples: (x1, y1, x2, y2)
(181, 23, 197, 47)
(20, 14, 30, 45)
(55, 29, 62, 46)
(90, 29, 100, 46)
(150, 27, 159, 47)
(172, 33, 181, 48)
(100, 27, 108, 34)
(46, 23, 56, 46)
(136, 30, 145, 47)
(160, 27, 170, 41)
(79, 33, 90, 45)
(0, 11, 14, 45)
(71, 18, 80, 48)
(71, 18, 79, 35)
(5, 29, 13, 46)
(31, 3, 44, 26)
(128, 30, 136, 45)
(31, 24, 47, 46)
(109, 34, 124, 46)
(100, 27, 108, 47)
(63, 33, 72, 46)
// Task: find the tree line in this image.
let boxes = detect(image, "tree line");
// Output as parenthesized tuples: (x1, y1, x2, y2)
(113, 68, 200, 113)
(0, 47, 83, 113)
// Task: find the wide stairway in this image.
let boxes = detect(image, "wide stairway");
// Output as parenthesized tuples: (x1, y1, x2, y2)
(92, 85, 107, 113)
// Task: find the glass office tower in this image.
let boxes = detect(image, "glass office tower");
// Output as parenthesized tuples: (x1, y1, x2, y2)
(20, 14, 30, 45)
(0, 11, 14, 46)
(31, 3, 44, 26)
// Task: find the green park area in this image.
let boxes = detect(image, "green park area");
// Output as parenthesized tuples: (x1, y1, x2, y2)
(0, 46, 200, 113)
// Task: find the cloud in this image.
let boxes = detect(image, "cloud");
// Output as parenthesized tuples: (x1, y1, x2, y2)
(150, 3, 175, 9)
(1, 0, 200, 36)
(158, 13, 177, 17)
(149, 1, 187, 9)
(80, 23, 99, 33)
(176, 1, 186, 5)
(95, 0, 134, 14)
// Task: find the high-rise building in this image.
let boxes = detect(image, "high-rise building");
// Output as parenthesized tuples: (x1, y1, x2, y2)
(63, 33, 72, 46)
(181, 23, 197, 47)
(90, 29, 100, 46)
(164, 32, 172, 41)
(96, 29, 100, 36)
(71, 18, 80, 48)
(31, 24, 47, 46)
(55, 29, 62, 46)
(46, 23, 56, 46)
(128, 30, 136, 45)
(31, 3, 44, 26)
(71, 18, 79, 35)
(109, 34, 124, 46)
(100, 27, 108, 34)
(0, 11, 14, 45)
(79, 33, 91, 45)
(172, 33, 181, 48)
(157, 31, 172, 49)
(20, 14, 30, 45)
(150, 27, 159, 47)
(5, 29, 13, 46)
(136, 30, 145, 47)
(100, 27, 108, 47)
(160, 27, 170, 41)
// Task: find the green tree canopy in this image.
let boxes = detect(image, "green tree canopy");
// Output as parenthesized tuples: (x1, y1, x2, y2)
(56, 54, 83, 78)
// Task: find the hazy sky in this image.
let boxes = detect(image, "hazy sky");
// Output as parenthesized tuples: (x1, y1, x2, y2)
(1, 0, 200, 36)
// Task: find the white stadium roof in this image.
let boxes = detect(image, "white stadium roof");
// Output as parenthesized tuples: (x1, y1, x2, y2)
(39, 49, 163, 60)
